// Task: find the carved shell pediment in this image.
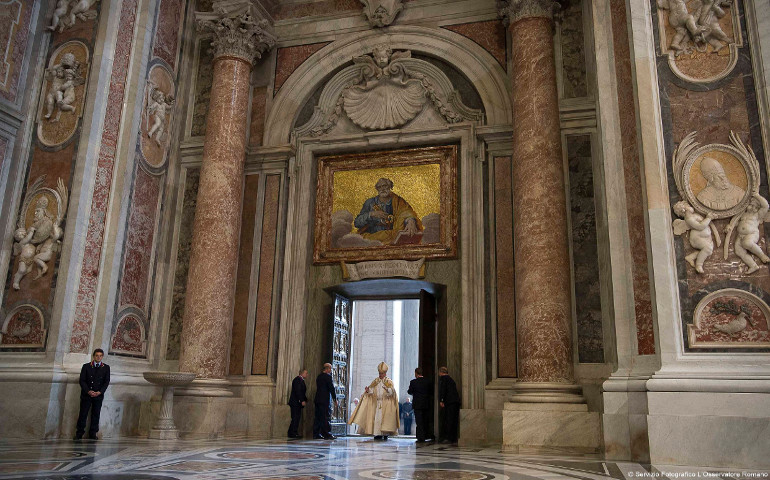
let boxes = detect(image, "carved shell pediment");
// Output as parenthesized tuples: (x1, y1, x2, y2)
(295, 46, 483, 137)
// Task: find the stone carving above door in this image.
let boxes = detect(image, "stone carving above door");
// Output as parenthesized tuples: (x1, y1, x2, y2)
(656, 0, 742, 83)
(295, 44, 483, 137)
(361, 0, 404, 27)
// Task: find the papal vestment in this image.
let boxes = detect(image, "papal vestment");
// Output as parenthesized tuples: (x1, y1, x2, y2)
(348, 377, 400, 435)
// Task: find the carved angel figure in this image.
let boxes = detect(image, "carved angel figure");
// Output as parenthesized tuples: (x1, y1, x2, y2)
(725, 192, 770, 274)
(12, 178, 68, 290)
(44, 53, 84, 122)
(146, 84, 175, 145)
(673, 200, 717, 273)
(48, 0, 70, 32)
(47, 0, 101, 32)
(658, 0, 733, 55)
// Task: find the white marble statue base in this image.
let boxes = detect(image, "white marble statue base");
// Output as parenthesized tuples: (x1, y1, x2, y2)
(502, 402, 601, 452)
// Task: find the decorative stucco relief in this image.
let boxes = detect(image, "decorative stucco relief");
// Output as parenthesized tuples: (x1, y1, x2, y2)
(196, 7, 276, 64)
(141, 65, 175, 168)
(689, 288, 770, 348)
(11, 176, 68, 291)
(48, 0, 100, 33)
(672, 131, 769, 274)
(296, 44, 483, 137)
(0, 304, 46, 348)
(37, 43, 89, 147)
(360, 0, 403, 27)
(656, 0, 741, 83)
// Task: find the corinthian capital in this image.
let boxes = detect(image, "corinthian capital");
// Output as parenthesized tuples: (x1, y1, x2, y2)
(497, 0, 560, 26)
(197, 5, 276, 65)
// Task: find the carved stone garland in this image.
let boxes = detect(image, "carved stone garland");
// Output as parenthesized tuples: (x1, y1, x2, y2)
(296, 45, 484, 137)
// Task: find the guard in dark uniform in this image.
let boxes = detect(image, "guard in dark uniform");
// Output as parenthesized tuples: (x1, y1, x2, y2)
(75, 348, 110, 440)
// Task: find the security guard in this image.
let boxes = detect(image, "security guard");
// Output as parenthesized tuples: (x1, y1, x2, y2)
(75, 348, 110, 440)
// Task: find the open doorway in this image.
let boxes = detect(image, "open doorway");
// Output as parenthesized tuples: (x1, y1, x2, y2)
(348, 299, 419, 437)
(327, 280, 442, 438)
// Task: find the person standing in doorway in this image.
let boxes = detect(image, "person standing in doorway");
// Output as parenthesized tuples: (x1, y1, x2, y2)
(313, 363, 338, 440)
(408, 367, 434, 443)
(400, 397, 414, 435)
(288, 368, 308, 438)
(438, 366, 460, 445)
(75, 349, 110, 440)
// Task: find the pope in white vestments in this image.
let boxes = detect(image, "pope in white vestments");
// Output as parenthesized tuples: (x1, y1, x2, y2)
(348, 362, 400, 439)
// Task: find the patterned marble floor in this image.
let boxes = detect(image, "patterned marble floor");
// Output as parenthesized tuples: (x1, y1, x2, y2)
(0, 437, 765, 480)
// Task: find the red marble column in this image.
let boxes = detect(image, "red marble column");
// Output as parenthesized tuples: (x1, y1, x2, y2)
(179, 8, 275, 379)
(501, 0, 574, 385)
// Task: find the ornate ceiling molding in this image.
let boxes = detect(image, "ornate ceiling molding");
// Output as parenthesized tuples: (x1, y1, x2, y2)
(196, 4, 276, 65)
(361, 0, 404, 27)
(497, 0, 560, 26)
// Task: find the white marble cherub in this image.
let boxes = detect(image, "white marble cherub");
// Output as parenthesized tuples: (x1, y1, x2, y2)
(694, 0, 733, 51)
(48, 0, 70, 33)
(146, 85, 175, 145)
(43, 53, 83, 122)
(725, 192, 770, 274)
(673, 200, 718, 273)
(658, 0, 704, 55)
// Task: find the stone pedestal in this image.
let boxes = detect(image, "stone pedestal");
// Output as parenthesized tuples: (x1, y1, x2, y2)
(502, 402, 601, 452)
(143, 372, 196, 440)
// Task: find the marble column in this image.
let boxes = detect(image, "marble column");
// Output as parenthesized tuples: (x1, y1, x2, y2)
(498, 0, 600, 451)
(500, 0, 577, 394)
(179, 6, 276, 383)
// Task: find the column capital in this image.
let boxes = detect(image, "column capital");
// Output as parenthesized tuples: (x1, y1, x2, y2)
(196, 4, 276, 65)
(497, 0, 560, 26)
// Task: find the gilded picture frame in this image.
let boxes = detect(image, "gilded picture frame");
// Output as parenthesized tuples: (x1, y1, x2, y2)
(313, 145, 458, 264)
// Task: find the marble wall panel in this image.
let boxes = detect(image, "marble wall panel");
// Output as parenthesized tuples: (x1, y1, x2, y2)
(443, 21, 507, 69)
(273, 0, 360, 21)
(567, 135, 604, 363)
(0, 137, 7, 176)
(0, 0, 34, 104)
(230, 174, 259, 376)
(274, 42, 329, 94)
(71, 0, 140, 353)
(112, 0, 185, 358)
(560, 0, 588, 98)
(652, 0, 770, 352)
(152, 0, 184, 71)
(166, 168, 199, 360)
(117, 168, 162, 313)
(191, 40, 213, 137)
(252, 175, 281, 375)
(249, 87, 267, 147)
(612, 0, 654, 355)
(494, 156, 516, 378)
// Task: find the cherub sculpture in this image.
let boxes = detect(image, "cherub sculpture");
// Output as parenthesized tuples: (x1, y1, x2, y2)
(658, 0, 733, 55)
(694, 0, 733, 51)
(48, 0, 70, 32)
(68, 0, 100, 28)
(43, 53, 84, 122)
(146, 84, 175, 145)
(658, 0, 704, 55)
(12, 178, 68, 290)
(724, 192, 770, 274)
(673, 200, 720, 273)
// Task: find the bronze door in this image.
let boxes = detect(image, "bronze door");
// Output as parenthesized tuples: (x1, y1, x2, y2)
(330, 293, 352, 435)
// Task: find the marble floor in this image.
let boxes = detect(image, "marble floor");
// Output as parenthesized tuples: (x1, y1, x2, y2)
(0, 437, 765, 480)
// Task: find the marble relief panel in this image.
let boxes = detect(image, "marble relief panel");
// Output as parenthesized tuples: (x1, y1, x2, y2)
(0, 0, 34, 104)
(653, 0, 770, 351)
(567, 136, 603, 363)
(1, 0, 104, 352)
(166, 168, 199, 360)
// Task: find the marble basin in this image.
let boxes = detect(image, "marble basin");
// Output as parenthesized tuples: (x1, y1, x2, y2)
(143, 371, 197, 439)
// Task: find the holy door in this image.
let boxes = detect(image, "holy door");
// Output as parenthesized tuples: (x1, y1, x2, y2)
(330, 294, 352, 435)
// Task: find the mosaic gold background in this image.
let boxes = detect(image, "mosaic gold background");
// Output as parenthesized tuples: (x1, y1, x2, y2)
(332, 164, 441, 225)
